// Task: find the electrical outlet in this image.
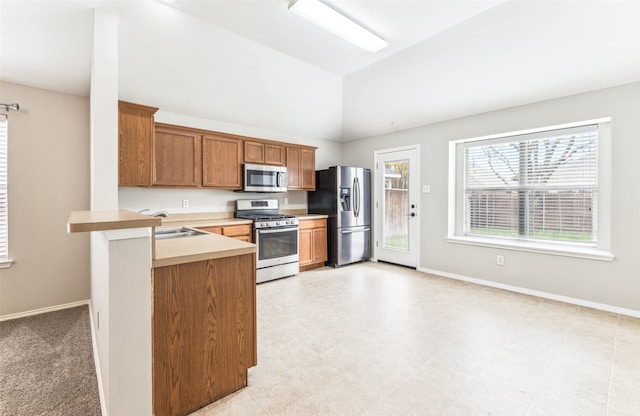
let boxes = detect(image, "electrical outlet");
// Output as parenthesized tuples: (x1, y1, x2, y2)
(496, 255, 505, 266)
(284, 197, 289, 206)
(182, 199, 189, 208)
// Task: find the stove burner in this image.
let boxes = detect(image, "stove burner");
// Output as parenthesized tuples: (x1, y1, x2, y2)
(236, 214, 297, 221)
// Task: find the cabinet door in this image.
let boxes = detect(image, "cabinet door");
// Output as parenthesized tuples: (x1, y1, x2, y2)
(244, 141, 265, 164)
(300, 148, 316, 190)
(153, 127, 201, 187)
(222, 224, 253, 242)
(202, 135, 243, 189)
(286, 146, 316, 190)
(264, 143, 285, 166)
(286, 147, 301, 189)
(244, 141, 285, 166)
(197, 226, 222, 235)
(312, 227, 328, 263)
(118, 101, 158, 186)
(298, 228, 313, 266)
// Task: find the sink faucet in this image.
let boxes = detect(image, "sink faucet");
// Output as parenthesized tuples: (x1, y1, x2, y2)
(136, 209, 169, 218)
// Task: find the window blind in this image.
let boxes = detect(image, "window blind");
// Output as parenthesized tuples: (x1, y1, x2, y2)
(463, 124, 598, 245)
(0, 115, 8, 259)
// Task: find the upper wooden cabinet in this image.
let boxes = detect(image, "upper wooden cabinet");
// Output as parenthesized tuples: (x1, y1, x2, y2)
(118, 101, 317, 191)
(118, 101, 158, 186)
(244, 140, 285, 166)
(202, 135, 243, 189)
(153, 126, 202, 187)
(286, 145, 316, 191)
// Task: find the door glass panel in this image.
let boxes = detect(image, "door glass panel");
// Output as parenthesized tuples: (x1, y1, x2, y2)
(384, 160, 409, 250)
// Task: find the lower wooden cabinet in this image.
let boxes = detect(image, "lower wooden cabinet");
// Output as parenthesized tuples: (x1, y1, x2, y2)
(299, 218, 327, 270)
(152, 254, 257, 416)
(197, 224, 253, 243)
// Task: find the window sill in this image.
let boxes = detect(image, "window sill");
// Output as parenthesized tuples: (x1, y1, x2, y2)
(445, 236, 615, 262)
(0, 258, 15, 269)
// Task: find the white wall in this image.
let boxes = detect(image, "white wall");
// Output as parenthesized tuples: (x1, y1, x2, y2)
(90, 9, 119, 415)
(0, 82, 90, 317)
(342, 1, 640, 141)
(342, 82, 640, 312)
(113, 0, 343, 214)
(116, 1, 343, 143)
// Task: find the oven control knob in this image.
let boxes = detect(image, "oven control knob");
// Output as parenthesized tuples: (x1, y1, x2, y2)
(261, 222, 267, 227)
(276, 221, 281, 226)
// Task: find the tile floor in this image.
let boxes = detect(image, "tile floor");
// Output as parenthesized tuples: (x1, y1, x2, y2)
(191, 262, 640, 416)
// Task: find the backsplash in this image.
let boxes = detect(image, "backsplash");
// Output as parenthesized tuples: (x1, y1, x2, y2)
(118, 186, 308, 215)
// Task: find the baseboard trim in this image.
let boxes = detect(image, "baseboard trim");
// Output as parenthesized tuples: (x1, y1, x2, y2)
(417, 266, 640, 319)
(88, 302, 108, 416)
(0, 300, 90, 322)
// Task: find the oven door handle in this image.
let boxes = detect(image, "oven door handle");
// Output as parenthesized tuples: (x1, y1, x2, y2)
(257, 226, 299, 234)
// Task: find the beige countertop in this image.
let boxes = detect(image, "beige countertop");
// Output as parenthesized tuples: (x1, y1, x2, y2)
(153, 232, 255, 268)
(67, 209, 161, 233)
(160, 217, 253, 228)
(296, 214, 328, 220)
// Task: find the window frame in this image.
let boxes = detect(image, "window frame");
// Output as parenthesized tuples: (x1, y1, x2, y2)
(0, 114, 12, 268)
(447, 118, 614, 262)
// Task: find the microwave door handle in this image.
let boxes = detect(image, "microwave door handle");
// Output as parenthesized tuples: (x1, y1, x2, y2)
(278, 172, 285, 188)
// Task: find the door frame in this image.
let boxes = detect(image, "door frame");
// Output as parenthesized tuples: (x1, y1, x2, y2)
(373, 144, 421, 268)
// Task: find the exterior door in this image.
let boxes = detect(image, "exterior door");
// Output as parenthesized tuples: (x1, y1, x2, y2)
(374, 146, 420, 268)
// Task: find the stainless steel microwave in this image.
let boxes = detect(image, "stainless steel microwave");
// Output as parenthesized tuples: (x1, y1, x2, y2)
(243, 163, 287, 193)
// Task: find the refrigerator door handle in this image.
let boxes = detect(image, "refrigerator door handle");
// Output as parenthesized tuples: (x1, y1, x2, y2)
(353, 177, 360, 218)
(341, 227, 370, 234)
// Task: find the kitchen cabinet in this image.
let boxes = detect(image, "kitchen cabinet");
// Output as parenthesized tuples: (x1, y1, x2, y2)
(244, 140, 285, 166)
(286, 145, 317, 191)
(202, 134, 243, 189)
(118, 101, 317, 191)
(197, 224, 253, 243)
(118, 101, 158, 186)
(153, 253, 256, 416)
(299, 218, 327, 270)
(153, 126, 201, 187)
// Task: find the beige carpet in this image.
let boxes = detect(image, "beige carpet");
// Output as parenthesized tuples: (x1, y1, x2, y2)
(0, 305, 102, 416)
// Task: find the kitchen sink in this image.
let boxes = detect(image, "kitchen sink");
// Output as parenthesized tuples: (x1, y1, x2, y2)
(155, 227, 209, 240)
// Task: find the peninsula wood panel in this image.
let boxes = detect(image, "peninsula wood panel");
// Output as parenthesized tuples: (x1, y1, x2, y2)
(153, 254, 256, 416)
(118, 101, 158, 186)
(202, 135, 243, 189)
(153, 127, 201, 187)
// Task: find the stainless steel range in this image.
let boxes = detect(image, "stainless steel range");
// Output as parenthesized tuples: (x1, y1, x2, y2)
(236, 199, 299, 283)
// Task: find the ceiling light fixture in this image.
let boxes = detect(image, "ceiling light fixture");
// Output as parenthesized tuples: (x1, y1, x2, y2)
(288, 0, 388, 53)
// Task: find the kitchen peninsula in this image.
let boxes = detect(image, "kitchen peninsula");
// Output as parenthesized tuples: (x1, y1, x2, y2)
(67, 209, 257, 416)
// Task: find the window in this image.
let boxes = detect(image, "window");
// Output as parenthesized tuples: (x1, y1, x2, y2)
(0, 115, 9, 267)
(448, 118, 613, 261)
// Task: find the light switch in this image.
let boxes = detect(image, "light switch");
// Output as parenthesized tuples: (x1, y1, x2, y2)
(422, 185, 431, 193)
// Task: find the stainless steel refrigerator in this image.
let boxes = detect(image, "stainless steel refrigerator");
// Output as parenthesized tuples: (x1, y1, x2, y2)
(308, 166, 371, 267)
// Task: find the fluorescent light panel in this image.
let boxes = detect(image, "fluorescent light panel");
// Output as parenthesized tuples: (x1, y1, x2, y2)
(289, 0, 388, 53)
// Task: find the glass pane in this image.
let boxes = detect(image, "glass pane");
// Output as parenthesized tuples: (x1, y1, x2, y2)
(384, 160, 409, 250)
